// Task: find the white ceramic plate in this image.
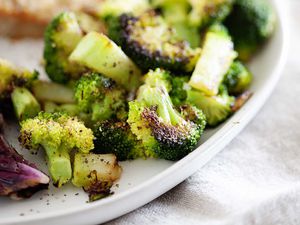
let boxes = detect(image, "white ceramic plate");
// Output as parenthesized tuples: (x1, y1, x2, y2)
(0, 0, 288, 224)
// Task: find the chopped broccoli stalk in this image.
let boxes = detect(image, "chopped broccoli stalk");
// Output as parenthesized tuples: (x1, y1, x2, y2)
(44, 12, 85, 84)
(19, 112, 94, 187)
(11, 88, 41, 121)
(31, 80, 75, 104)
(93, 120, 144, 161)
(112, 11, 201, 74)
(127, 69, 206, 161)
(97, 0, 150, 19)
(224, 0, 276, 61)
(223, 61, 253, 95)
(0, 58, 38, 99)
(69, 32, 142, 91)
(43, 102, 79, 116)
(187, 86, 235, 126)
(72, 153, 122, 201)
(188, 0, 233, 28)
(74, 73, 128, 122)
(189, 24, 237, 96)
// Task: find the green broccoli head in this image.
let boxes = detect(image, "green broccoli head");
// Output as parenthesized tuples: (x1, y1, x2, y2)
(44, 12, 85, 84)
(127, 69, 206, 161)
(93, 120, 145, 161)
(113, 11, 201, 73)
(224, 0, 276, 61)
(188, 0, 234, 28)
(169, 76, 190, 106)
(74, 72, 128, 123)
(0, 58, 38, 99)
(223, 61, 253, 95)
(187, 85, 235, 127)
(19, 112, 94, 187)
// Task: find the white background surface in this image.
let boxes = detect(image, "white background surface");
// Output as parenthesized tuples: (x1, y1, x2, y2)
(106, 2, 300, 225)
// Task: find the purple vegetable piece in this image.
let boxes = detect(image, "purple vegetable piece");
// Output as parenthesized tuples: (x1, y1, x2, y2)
(0, 114, 49, 199)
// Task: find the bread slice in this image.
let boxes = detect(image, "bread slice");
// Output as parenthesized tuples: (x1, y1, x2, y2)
(0, 0, 99, 38)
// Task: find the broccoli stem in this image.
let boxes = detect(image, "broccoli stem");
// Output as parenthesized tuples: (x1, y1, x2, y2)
(43, 145, 72, 187)
(31, 81, 75, 104)
(140, 86, 184, 126)
(11, 87, 41, 121)
(69, 32, 142, 91)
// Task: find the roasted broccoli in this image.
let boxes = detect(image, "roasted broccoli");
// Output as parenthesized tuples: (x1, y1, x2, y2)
(187, 85, 235, 126)
(223, 61, 253, 95)
(93, 120, 144, 161)
(0, 58, 38, 100)
(152, 0, 200, 48)
(69, 32, 142, 91)
(112, 11, 201, 73)
(97, 0, 150, 19)
(72, 153, 122, 201)
(169, 76, 190, 106)
(189, 24, 237, 96)
(188, 0, 233, 28)
(127, 69, 206, 161)
(11, 87, 41, 121)
(44, 12, 106, 84)
(19, 112, 94, 187)
(44, 12, 85, 83)
(74, 73, 128, 123)
(224, 0, 276, 61)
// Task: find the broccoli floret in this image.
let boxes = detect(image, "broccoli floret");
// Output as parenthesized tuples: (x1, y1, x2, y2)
(223, 61, 253, 95)
(152, 0, 200, 48)
(189, 24, 237, 96)
(112, 11, 201, 74)
(44, 12, 85, 84)
(0, 58, 38, 100)
(169, 76, 190, 106)
(69, 32, 142, 91)
(19, 112, 94, 187)
(72, 153, 122, 201)
(44, 12, 106, 84)
(11, 87, 41, 121)
(74, 73, 127, 123)
(97, 0, 150, 19)
(188, 0, 233, 28)
(187, 85, 235, 126)
(224, 0, 276, 61)
(127, 69, 206, 161)
(93, 120, 144, 161)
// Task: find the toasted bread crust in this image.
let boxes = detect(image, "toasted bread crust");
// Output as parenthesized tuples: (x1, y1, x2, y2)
(0, 0, 100, 38)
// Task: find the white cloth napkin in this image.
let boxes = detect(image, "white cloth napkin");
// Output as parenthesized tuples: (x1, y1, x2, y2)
(107, 2, 300, 225)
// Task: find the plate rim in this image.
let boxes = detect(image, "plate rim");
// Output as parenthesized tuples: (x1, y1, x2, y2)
(0, 0, 289, 224)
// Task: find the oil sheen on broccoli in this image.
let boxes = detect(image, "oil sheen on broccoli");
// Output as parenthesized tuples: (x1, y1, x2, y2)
(19, 112, 94, 187)
(113, 11, 201, 73)
(224, 0, 276, 61)
(74, 72, 128, 123)
(127, 69, 206, 161)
